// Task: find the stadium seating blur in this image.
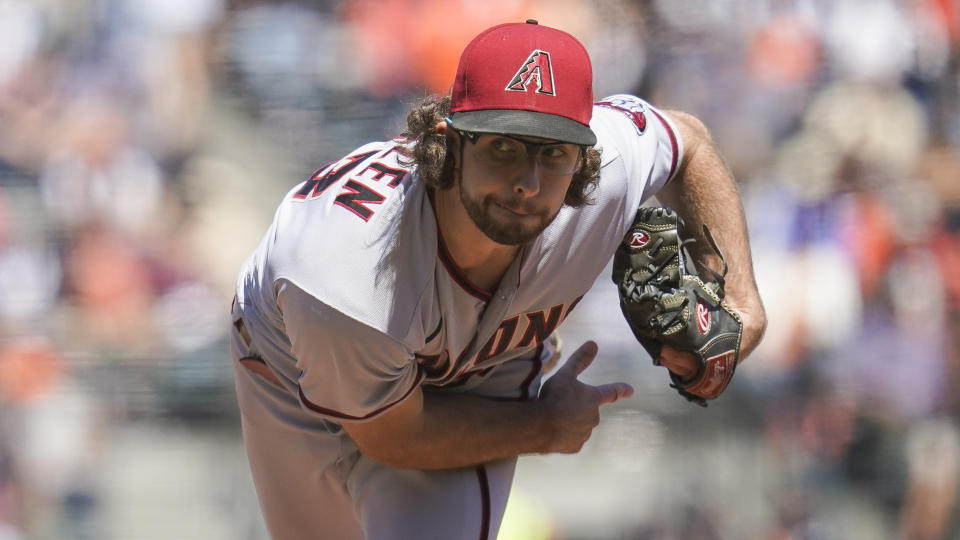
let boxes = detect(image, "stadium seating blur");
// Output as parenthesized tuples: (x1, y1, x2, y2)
(1, 1, 958, 538)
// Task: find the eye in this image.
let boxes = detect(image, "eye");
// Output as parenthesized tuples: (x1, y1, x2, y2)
(483, 137, 524, 165)
(541, 145, 569, 159)
(490, 138, 520, 154)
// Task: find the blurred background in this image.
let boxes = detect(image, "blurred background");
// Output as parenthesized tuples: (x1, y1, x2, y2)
(0, 0, 958, 538)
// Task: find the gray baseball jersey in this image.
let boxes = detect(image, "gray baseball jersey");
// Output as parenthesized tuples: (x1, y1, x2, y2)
(231, 94, 682, 540)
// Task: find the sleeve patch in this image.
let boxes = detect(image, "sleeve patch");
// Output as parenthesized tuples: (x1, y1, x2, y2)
(596, 95, 647, 135)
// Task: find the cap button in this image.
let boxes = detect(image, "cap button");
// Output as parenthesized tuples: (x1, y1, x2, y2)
(525, 19, 538, 24)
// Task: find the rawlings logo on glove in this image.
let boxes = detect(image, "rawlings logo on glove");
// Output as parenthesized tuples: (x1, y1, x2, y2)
(612, 206, 743, 406)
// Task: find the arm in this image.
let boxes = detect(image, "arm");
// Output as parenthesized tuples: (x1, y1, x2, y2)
(279, 283, 631, 469)
(655, 110, 767, 364)
(342, 341, 632, 470)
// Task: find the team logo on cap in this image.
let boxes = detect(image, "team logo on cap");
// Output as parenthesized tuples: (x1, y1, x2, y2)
(506, 49, 555, 95)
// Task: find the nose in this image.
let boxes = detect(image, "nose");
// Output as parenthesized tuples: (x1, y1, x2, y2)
(511, 158, 542, 198)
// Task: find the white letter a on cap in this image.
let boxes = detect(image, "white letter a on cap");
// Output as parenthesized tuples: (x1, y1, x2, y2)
(505, 50, 555, 95)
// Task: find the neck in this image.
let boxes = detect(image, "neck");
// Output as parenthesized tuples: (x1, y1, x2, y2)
(432, 187, 520, 292)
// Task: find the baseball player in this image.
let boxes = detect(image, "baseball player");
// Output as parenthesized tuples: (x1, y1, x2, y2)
(230, 20, 765, 540)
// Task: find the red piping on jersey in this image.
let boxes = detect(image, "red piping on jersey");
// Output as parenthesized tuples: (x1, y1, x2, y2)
(436, 226, 494, 302)
(239, 356, 285, 389)
(650, 108, 680, 182)
(425, 318, 443, 343)
(475, 466, 491, 540)
(518, 342, 544, 401)
(298, 370, 424, 421)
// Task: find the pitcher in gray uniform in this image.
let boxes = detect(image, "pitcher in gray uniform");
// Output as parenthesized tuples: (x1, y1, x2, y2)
(230, 20, 766, 540)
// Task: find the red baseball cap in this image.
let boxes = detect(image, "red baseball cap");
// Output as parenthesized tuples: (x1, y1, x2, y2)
(448, 20, 597, 146)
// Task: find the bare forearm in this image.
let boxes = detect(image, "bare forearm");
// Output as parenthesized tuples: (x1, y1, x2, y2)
(345, 389, 554, 470)
(343, 343, 631, 470)
(401, 392, 551, 469)
(657, 111, 767, 355)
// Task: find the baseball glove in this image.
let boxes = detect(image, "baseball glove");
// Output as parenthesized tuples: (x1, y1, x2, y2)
(612, 206, 743, 406)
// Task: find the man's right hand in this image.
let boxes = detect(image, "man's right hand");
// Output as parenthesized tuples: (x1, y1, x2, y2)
(343, 340, 633, 469)
(536, 341, 634, 454)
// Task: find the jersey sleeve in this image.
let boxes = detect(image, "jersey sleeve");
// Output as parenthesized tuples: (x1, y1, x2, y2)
(592, 94, 685, 204)
(277, 279, 423, 423)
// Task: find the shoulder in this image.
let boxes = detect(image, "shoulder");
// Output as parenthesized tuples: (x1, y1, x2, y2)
(272, 140, 418, 255)
(288, 139, 415, 208)
(266, 139, 437, 338)
(590, 94, 685, 192)
(593, 95, 682, 160)
(536, 95, 688, 254)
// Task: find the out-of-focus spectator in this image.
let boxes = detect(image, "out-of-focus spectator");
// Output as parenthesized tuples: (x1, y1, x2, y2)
(0, 337, 102, 539)
(0, 339, 62, 405)
(825, 0, 914, 82)
(0, 0, 43, 88)
(129, 0, 222, 163)
(0, 239, 61, 331)
(898, 418, 960, 540)
(39, 103, 164, 237)
(747, 15, 820, 90)
(60, 228, 154, 352)
(0, 54, 63, 172)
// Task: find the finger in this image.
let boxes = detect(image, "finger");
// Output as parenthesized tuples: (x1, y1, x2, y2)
(656, 358, 697, 380)
(594, 382, 634, 404)
(658, 346, 700, 379)
(557, 341, 598, 377)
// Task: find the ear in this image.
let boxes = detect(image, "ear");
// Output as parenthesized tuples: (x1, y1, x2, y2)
(438, 120, 462, 169)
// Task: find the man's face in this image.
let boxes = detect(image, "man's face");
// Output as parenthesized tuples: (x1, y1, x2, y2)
(453, 131, 581, 246)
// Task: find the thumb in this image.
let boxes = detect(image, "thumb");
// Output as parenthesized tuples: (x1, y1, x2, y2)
(594, 382, 634, 404)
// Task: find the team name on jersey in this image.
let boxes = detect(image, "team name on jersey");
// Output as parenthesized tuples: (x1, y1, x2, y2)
(419, 295, 583, 384)
(474, 296, 581, 364)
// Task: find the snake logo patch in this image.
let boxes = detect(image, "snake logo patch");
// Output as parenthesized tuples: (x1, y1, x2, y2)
(597, 96, 647, 135)
(696, 298, 711, 334)
(628, 230, 650, 248)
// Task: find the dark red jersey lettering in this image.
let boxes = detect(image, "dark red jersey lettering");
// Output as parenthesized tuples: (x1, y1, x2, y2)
(475, 316, 519, 364)
(361, 162, 407, 188)
(293, 151, 377, 201)
(516, 305, 564, 348)
(334, 180, 386, 221)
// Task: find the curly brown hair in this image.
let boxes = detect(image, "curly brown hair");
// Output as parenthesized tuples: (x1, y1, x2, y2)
(399, 95, 602, 208)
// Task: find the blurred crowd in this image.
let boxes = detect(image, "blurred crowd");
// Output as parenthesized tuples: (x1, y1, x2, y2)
(0, 0, 958, 538)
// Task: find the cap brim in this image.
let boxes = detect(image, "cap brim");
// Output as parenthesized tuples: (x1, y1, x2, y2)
(449, 110, 597, 146)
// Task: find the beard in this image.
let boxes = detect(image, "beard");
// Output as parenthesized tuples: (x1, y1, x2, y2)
(458, 181, 560, 246)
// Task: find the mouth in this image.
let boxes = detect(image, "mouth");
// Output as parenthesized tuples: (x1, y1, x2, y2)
(495, 201, 533, 217)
